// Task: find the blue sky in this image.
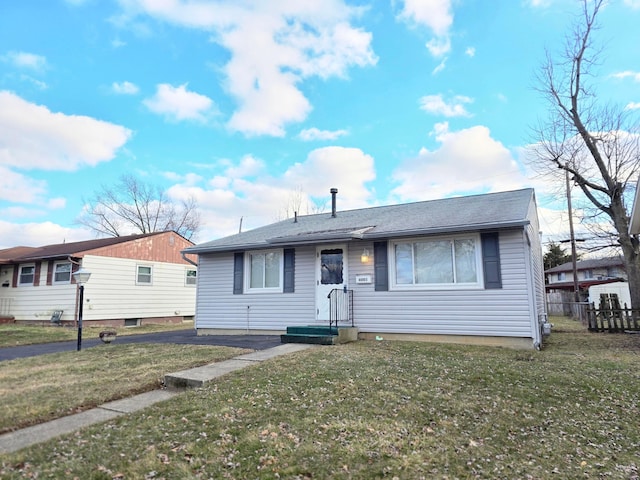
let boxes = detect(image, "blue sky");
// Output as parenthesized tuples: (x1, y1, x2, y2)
(1, 0, 639, 249)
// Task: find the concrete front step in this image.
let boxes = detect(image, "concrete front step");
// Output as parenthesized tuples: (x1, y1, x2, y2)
(280, 333, 336, 345)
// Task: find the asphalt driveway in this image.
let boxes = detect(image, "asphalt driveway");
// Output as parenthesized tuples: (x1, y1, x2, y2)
(0, 329, 283, 361)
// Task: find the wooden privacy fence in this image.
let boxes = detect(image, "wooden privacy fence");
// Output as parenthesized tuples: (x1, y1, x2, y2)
(586, 294, 640, 333)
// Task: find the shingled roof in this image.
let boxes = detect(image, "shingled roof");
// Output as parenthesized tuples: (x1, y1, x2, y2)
(0, 232, 166, 263)
(186, 188, 536, 254)
(545, 256, 625, 274)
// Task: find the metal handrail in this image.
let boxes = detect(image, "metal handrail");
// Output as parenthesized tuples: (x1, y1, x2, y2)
(327, 288, 353, 330)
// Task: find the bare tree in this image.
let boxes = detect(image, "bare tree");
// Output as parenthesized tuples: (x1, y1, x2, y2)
(529, 0, 640, 308)
(277, 186, 327, 221)
(78, 174, 201, 240)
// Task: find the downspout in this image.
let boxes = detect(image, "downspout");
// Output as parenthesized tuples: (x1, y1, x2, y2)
(181, 252, 198, 267)
(523, 231, 542, 350)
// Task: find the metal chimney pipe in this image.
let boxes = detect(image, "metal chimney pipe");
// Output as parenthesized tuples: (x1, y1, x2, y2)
(330, 188, 338, 217)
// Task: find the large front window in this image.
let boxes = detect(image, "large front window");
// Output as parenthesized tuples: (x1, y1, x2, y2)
(392, 236, 481, 288)
(247, 250, 282, 291)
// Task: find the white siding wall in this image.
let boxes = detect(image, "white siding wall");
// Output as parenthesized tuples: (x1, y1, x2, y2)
(80, 255, 196, 321)
(196, 230, 538, 340)
(195, 247, 316, 330)
(0, 263, 77, 322)
(0, 256, 196, 322)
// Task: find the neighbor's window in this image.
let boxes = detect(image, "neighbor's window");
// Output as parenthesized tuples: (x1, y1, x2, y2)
(53, 262, 72, 283)
(19, 265, 35, 286)
(392, 235, 481, 288)
(137, 265, 152, 284)
(557, 272, 566, 281)
(247, 250, 282, 291)
(185, 269, 197, 286)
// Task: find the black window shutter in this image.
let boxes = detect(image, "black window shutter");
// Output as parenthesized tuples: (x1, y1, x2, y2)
(233, 252, 244, 294)
(481, 232, 502, 289)
(283, 248, 295, 293)
(374, 241, 389, 291)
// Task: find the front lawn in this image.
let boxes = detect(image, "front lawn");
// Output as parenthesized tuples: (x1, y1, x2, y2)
(1, 317, 639, 479)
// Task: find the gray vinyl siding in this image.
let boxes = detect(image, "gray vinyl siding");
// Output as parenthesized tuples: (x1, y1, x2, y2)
(195, 247, 316, 330)
(348, 229, 535, 338)
(195, 230, 537, 339)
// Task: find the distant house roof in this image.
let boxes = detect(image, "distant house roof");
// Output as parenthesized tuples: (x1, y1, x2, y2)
(545, 256, 625, 274)
(0, 232, 184, 263)
(186, 188, 536, 255)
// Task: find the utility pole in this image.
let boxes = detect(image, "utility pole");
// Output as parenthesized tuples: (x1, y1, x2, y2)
(566, 169, 581, 317)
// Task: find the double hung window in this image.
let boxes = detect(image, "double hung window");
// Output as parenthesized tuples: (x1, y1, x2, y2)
(19, 265, 35, 286)
(53, 262, 71, 283)
(137, 265, 153, 285)
(185, 269, 197, 286)
(246, 250, 282, 292)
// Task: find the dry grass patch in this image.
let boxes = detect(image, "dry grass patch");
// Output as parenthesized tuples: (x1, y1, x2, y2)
(2, 317, 640, 479)
(0, 343, 249, 434)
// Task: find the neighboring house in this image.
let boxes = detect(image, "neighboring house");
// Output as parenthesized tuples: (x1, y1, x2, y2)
(184, 188, 547, 349)
(544, 257, 626, 294)
(0, 231, 197, 326)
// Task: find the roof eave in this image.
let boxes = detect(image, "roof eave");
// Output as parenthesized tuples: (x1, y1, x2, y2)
(186, 220, 529, 255)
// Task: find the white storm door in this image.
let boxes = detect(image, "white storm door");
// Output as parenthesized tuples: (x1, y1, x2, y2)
(316, 245, 347, 321)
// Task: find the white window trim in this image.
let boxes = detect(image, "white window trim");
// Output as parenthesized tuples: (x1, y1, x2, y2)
(53, 261, 72, 284)
(185, 268, 197, 286)
(389, 234, 484, 291)
(244, 249, 283, 293)
(18, 264, 36, 286)
(136, 265, 153, 285)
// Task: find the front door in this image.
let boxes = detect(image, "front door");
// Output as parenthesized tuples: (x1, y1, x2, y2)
(316, 245, 347, 321)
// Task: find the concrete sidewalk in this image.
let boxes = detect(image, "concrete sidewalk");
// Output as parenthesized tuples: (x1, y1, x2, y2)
(0, 343, 314, 455)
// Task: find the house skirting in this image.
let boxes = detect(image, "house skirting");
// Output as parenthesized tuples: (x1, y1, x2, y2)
(14, 316, 192, 327)
(358, 332, 535, 350)
(0, 316, 15, 324)
(197, 328, 283, 336)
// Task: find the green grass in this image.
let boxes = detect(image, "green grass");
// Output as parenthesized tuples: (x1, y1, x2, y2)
(1, 316, 639, 479)
(0, 321, 194, 347)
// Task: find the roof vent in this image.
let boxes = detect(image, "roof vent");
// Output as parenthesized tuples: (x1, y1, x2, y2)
(330, 188, 338, 218)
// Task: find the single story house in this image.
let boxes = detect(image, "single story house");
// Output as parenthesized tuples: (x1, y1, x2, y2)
(0, 231, 197, 326)
(185, 188, 547, 349)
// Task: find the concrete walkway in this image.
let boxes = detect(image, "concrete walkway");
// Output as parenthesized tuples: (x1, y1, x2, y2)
(0, 343, 315, 455)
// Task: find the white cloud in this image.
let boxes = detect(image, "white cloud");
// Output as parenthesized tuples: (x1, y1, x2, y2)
(397, 0, 453, 57)
(625, 102, 640, 110)
(465, 46, 475, 57)
(432, 57, 447, 75)
(47, 197, 67, 210)
(143, 83, 215, 123)
(391, 122, 528, 201)
(112, 81, 139, 95)
(165, 146, 376, 240)
(19, 75, 48, 90)
(426, 36, 451, 58)
(0, 221, 93, 249)
(0, 166, 47, 203)
(117, 1, 377, 136)
(419, 94, 473, 117)
(299, 127, 348, 141)
(528, 0, 552, 7)
(397, 0, 453, 36)
(624, 0, 640, 9)
(611, 70, 640, 82)
(1, 51, 47, 71)
(0, 91, 132, 171)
